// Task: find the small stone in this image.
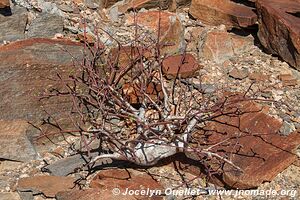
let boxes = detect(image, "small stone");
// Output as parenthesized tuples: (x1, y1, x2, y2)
(77, 31, 96, 44)
(64, 26, 79, 34)
(58, 4, 74, 13)
(54, 33, 64, 39)
(249, 72, 270, 82)
(162, 54, 200, 79)
(228, 68, 249, 80)
(280, 121, 296, 136)
(84, 0, 99, 9)
(278, 74, 298, 87)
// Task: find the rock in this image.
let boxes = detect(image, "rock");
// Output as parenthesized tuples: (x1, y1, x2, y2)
(58, 4, 74, 13)
(0, 0, 9, 8)
(279, 121, 296, 136)
(90, 169, 163, 199)
(118, 0, 171, 12)
(27, 14, 64, 38)
(122, 82, 164, 105)
(0, 38, 84, 145)
(256, 0, 300, 70)
(77, 31, 96, 44)
(228, 68, 249, 80)
(45, 152, 113, 176)
(109, 45, 152, 69)
(56, 189, 135, 200)
(18, 192, 34, 200)
(0, 6, 27, 42)
(84, 0, 99, 9)
(278, 73, 298, 87)
(0, 39, 83, 120)
(189, 0, 257, 28)
(0, 120, 38, 162)
(162, 53, 200, 79)
(17, 176, 76, 198)
(198, 29, 254, 63)
(249, 72, 270, 82)
(0, 160, 22, 171)
(197, 100, 300, 189)
(125, 10, 184, 54)
(0, 192, 21, 200)
(35, 0, 64, 16)
(102, 0, 119, 8)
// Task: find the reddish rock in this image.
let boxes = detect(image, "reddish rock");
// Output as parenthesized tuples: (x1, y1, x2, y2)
(109, 45, 152, 69)
(192, 100, 300, 189)
(122, 82, 164, 104)
(90, 169, 163, 200)
(249, 72, 270, 82)
(189, 0, 257, 28)
(17, 176, 76, 198)
(228, 68, 249, 80)
(278, 73, 298, 87)
(119, 0, 171, 12)
(256, 0, 300, 70)
(0, 39, 84, 144)
(56, 189, 135, 200)
(125, 11, 184, 55)
(162, 54, 200, 79)
(0, 120, 37, 162)
(0, 0, 9, 8)
(198, 29, 254, 63)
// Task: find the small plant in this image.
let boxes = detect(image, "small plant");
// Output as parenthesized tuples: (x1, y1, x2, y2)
(38, 11, 273, 183)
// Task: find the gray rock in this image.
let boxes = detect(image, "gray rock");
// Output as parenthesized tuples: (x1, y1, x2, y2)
(45, 152, 112, 176)
(279, 121, 296, 136)
(36, 0, 64, 16)
(0, 192, 21, 200)
(0, 120, 38, 162)
(64, 25, 78, 34)
(0, 6, 27, 43)
(58, 4, 74, 13)
(27, 14, 64, 38)
(18, 192, 34, 200)
(84, 0, 99, 9)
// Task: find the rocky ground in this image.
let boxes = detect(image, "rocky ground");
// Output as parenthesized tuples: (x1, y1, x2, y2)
(0, 0, 300, 199)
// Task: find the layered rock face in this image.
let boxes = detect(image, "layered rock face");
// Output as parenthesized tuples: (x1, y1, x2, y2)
(189, 0, 257, 28)
(0, 39, 84, 141)
(256, 0, 300, 70)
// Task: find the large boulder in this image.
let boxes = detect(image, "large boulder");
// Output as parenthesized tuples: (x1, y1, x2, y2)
(189, 100, 300, 189)
(256, 0, 300, 70)
(189, 0, 257, 28)
(198, 28, 254, 63)
(27, 13, 64, 38)
(0, 38, 84, 143)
